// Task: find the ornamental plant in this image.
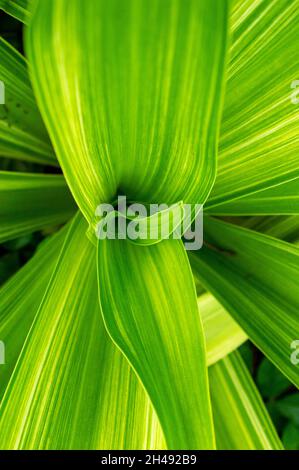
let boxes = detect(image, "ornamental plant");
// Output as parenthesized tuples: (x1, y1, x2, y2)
(0, 0, 298, 450)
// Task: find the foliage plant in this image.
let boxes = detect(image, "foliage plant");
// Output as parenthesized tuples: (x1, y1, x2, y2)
(0, 0, 298, 450)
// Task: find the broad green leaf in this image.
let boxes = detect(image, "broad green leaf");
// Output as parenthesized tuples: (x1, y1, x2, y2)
(0, 0, 29, 23)
(0, 214, 166, 450)
(209, 351, 283, 450)
(0, 171, 76, 242)
(199, 292, 247, 366)
(282, 422, 299, 450)
(0, 225, 67, 400)
(0, 37, 55, 165)
(206, 0, 299, 215)
(97, 238, 215, 449)
(189, 217, 299, 388)
(275, 393, 299, 426)
(257, 358, 291, 399)
(26, 0, 229, 225)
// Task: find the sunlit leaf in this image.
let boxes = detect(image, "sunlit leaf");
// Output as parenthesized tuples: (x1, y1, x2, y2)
(190, 217, 299, 388)
(98, 237, 215, 449)
(206, 0, 299, 215)
(26, 0, 230, 224)
(210, 351, 283, 450)
(0, 225, 67, 399)
(199, 292, 247, 366)
(0, 214, 166, 450)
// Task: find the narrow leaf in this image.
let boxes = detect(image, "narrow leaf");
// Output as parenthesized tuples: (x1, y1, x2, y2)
(0, 214, 166, 450)
(0, 0, 29, 23)
(207, 177, 299, 215)
(206, 0, 299, 214)
(0, 171, 76, 242)
(0, 225, 67, 400)
(210, 351, 283, 450)
(0, 37, 55, 165)
(199, 292, 247, 366)
(189, 217, 299, 388)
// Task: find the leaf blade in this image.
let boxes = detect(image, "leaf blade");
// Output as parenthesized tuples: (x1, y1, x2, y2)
(0, 0, 29, 23)
(206, 0, 299, 215)
(0, 214, 166, 450)
(210, 351, 283, 450)
(26, 0, 230, 223)
(190, 217, 299, 388)
(0, 37, 55, 165)
(97, 238, 215, 449)
(0, 171, 76, 242)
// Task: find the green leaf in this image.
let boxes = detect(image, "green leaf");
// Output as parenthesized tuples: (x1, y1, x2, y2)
(282, 422, 299, 450)
(0, 0, 29, 23)
(206, 0, 299, 215)
(189, 217, 299, 388)
(240, 215, 299, 243)
(0, 221, 246, 449)
(0, 225, 67, 400)
(199, 292, 247, 366)
(0, 214, 166, 450)
(97, 238, 215, 449)
(257, 357, 291, 399)
(209, 351, 283, 450)
(0, 171, 76, 242)
(238, 342, 253, 373)
(0, 37, 55, 165)
(275, 393, 299, 426)
(26, 0, 230, 224)
(207, 178, 299, 215)
(0, 251, 19, 285)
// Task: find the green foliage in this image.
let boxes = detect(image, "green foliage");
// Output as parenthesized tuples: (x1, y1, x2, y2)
(0, 0, 298, 450)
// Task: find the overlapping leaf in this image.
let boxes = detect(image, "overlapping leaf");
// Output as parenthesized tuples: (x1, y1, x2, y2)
(0, 0, 29, 23)
(210, 351, 283, 450)
(26, 0, 229, 224)
(199, 292, 247, 365)
(0, 171, 76, 242)
(98, 238, 215, 449)
(241, 215, 299, 243)
(0, 37, 55, 165)
(0, 215, 166, 450)
(190, 217, 299, 388)
(0, 225, 67, 400)
(207, 177, 299, 215)
(206, 0, 299, 215)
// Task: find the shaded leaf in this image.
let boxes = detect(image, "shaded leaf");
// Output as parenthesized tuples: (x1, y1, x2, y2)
(275, 394, 299, 426)
(0, 37, 55, 164)
(257, 357, 291, 399)
(282, 422, 299, 450)
(0, 0, 29, 24)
